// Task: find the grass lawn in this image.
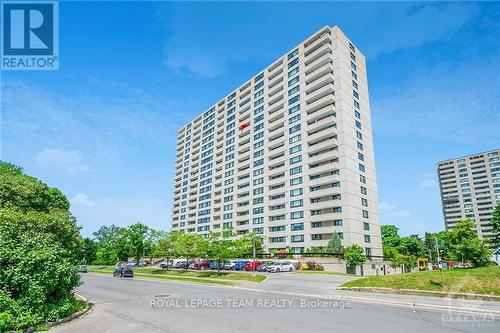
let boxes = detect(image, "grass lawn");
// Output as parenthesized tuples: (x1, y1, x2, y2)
(87, 266, 266, 284)
(340, 266, 500, 295)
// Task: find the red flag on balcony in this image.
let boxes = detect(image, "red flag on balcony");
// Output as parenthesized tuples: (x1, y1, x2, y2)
(239, 122, 249, 130)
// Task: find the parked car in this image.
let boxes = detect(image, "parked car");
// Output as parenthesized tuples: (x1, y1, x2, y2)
(223, 260, 239, 270)
(159, 259, 173, 269)
(234, 260, 251, 271)
(491, 247, 500, 266)
(257, 262, 274, 272)
(210, 261, 221, 270)
(179, 260, 196, 269)
(113, 266, 134, 277)
(172, 259, 187, 268)
(244, 261, 262, 271)
(267, 261, 294, 273)
(78, 265, 88, 273)
(193, 260, 211, 270)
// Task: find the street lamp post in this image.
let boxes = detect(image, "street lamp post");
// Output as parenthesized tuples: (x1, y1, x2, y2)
(252, 236, 256, 275)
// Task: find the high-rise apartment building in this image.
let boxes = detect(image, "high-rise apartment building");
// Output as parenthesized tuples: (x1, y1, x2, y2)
(437, 149, 500, 241)
(171, 26, 382, 257)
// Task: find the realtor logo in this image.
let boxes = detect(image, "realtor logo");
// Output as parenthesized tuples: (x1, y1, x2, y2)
(1, 1, 59, 70)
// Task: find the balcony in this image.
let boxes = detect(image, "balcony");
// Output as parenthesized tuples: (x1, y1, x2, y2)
(304, 42, 331, 66)
(310, 199, 340, 211)
(309, 212, 342, 223)
(268, 93, 284, 107)
(308, 129, 336, 146)
(268, 84, 283, 98)
(268, 66, 283, 81)
(268, 102, 284, 115)
(304, 52, 333, 76)
(306, 83, 334, 105)
(307, 115, 335, 134)
(304, 29, 331, 50)
(305, 94, 335, 115)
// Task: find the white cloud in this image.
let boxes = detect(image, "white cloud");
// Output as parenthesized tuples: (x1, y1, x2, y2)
(35, 148, 92, 173)
(2, 78, 191, 164)
(372, 54, 500, 143)
(379, 201, 397, 211)
(70, 193, 95, 207)
(379, 201, 411, 218)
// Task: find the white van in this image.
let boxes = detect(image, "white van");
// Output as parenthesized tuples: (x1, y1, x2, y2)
(172, 259, 187, 268)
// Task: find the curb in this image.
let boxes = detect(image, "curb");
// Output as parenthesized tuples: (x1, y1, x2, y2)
(338, 286, 500, 302)
(23, 294, 92, 332)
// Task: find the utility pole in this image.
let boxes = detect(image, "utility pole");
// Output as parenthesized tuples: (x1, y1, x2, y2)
(252, 236, 256, 276)
(435, 239, 445, 288)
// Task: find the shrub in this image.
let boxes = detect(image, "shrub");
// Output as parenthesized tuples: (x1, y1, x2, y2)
(306, 261, 316, 270)
(0, 162, 83, 330)
(314, 263, 325, 271)
(301, 263, 309, 270)
(0, 312, 14, 331)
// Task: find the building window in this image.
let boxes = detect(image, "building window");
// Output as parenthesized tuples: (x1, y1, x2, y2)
(288, 48, 299, 60)
(291, 235, 304, 243)
(290, 199, 303, 208)
(290, 156, 302, 164)
(289, 144, 302, 154)
(290, 177, 303, 186)
(362, 198, 368, 207)
(290, 188, 303, 197)
(362, 210, 369, 218)
(364, 235, 371, 243)
(361, 186, 367, 195)
(290, 166, 302, 175)
(291, 211, 304, 219)
(364, 222, 370, 231)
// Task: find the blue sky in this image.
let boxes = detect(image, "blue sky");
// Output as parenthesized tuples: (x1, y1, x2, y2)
(1, 1, 499, 237)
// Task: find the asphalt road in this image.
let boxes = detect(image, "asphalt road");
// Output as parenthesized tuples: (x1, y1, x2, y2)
(52, 274, 499, 333)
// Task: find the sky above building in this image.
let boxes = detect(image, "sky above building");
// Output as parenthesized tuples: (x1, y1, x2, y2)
(1, 1, 499, 237)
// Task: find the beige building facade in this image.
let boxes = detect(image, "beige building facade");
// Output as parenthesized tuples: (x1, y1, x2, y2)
(171, 26, 383, 257)
(438, 149, 500, 241)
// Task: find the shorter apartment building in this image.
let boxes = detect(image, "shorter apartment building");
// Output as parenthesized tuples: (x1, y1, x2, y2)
(437, 149, 500, 241)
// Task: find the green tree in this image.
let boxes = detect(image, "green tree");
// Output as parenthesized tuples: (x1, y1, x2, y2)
(0, 162, 82, 330)
(81, 237, 97, 264)
(343, 244, 366, 274)
(207, 227, 236, 272)
(155, 231, 183, 270)
(92, 225, 128, 264)
(448, 219, 491, 267)
(176, 233, 207, 270)
(326, 231, 344, 255)
(233, 232, 263, 258)
(123, 223, 153, 265)
(398, 235, 425, 258)
(490, 203, 500, 249)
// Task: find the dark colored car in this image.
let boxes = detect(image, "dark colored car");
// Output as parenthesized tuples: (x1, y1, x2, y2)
(193, 261, 210, 270)
(258, 262, 274, 272)
(210, 261, 221, 270)
(179, 260, 195, 269)
(78, 265, 88, 273)
(234, 260, 250, 271)
(113, 266, 134, 277)
(244, 262, 262, 271)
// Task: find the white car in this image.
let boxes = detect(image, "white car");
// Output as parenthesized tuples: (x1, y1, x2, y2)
(491, 247, 500, 265)
(266, 261, 294, 273)
(223, 260, 239, 270)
